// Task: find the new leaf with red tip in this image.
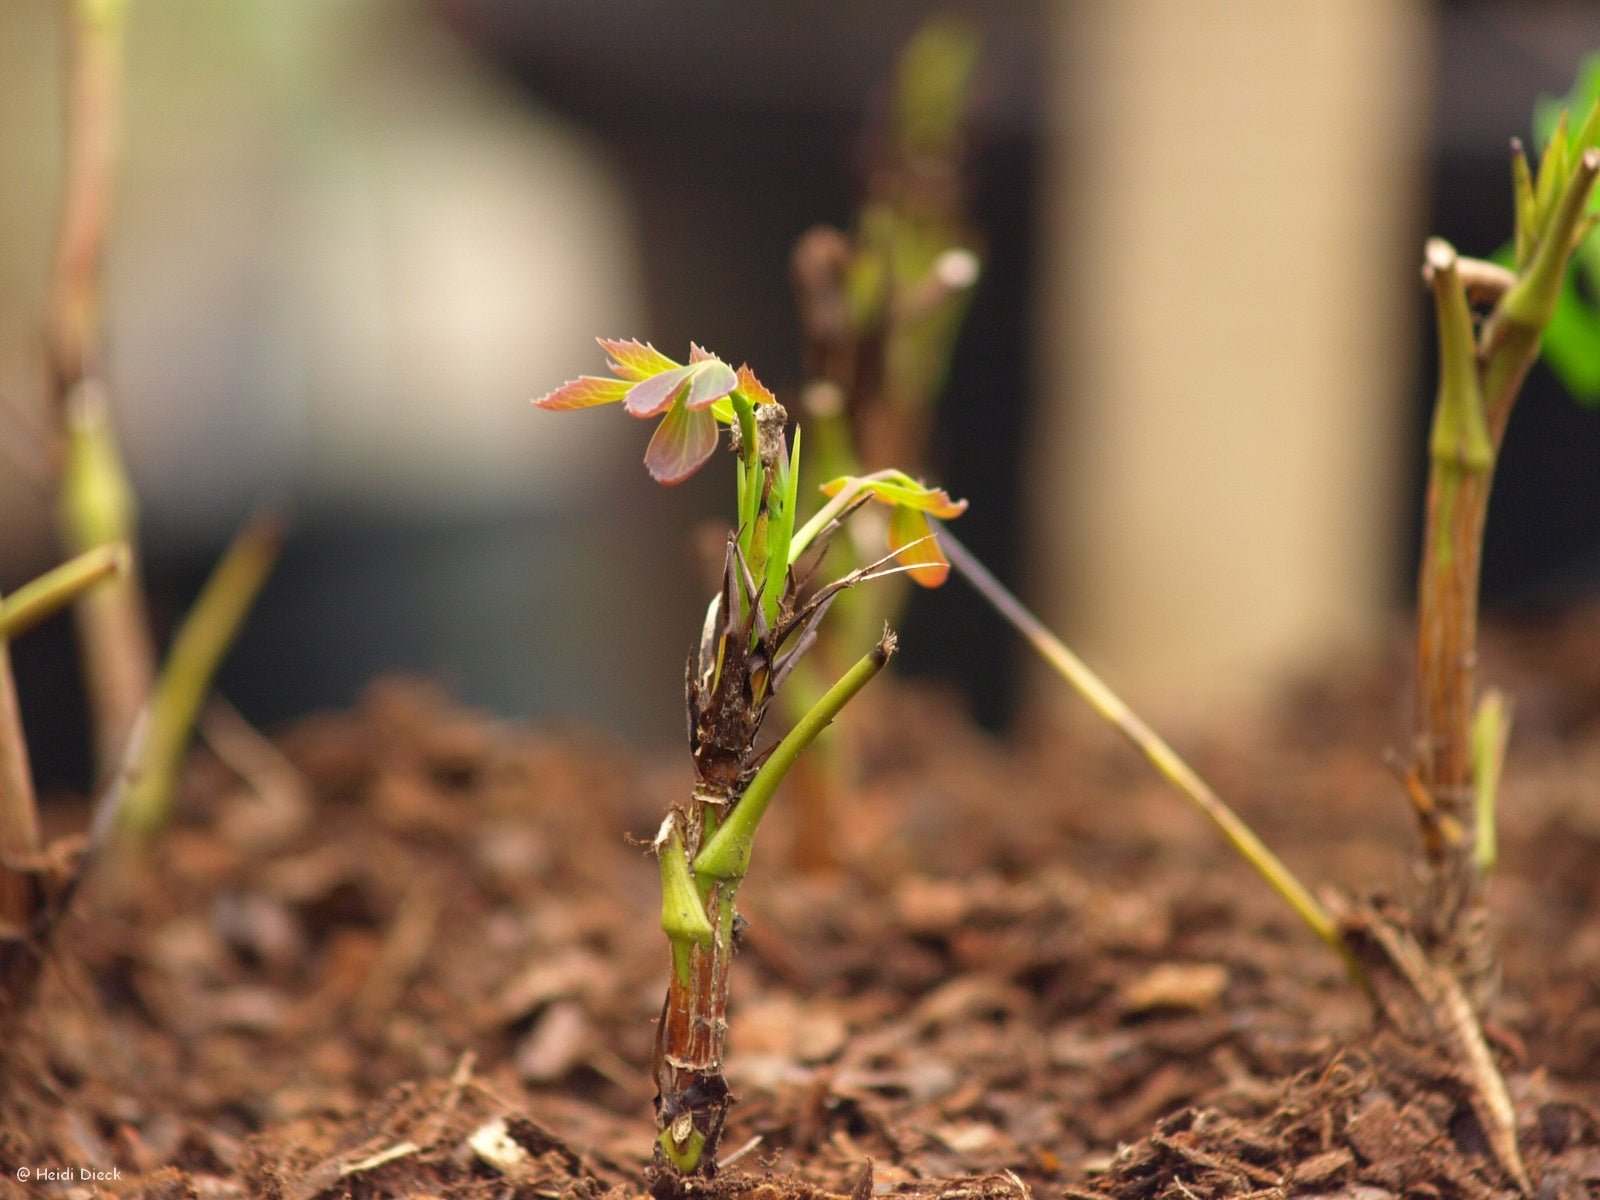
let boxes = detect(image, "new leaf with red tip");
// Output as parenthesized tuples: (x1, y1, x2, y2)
(532, 339, 741, 483)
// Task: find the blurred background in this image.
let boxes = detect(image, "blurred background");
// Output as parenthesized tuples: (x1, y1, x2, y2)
(1, 1, 1597, 792)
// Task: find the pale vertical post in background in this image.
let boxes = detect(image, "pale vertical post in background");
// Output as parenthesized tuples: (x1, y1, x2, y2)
(1033, 1, 1433, 722)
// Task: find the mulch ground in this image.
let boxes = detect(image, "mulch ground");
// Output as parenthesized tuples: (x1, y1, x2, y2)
(2, 605, 1599, 1200)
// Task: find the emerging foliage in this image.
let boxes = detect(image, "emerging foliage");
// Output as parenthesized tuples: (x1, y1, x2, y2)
(532, 338, 965, 1179)
(535, 340, 755, 484)
(1509, 55, 1600, 399)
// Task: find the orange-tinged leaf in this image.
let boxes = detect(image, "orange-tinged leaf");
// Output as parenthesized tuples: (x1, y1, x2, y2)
(644, 401, 720, 484)
(598, 337, 679, 381)
(922, 491, 967, 519)
(887, 505, 950, 587)
(735, 363, 778, 408)
(533, 375, 631, 410)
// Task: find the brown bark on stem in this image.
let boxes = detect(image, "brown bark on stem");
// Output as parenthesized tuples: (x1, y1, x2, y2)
(650, 536, 772, 1180)
(1413, 462, 1493, 988)
(1412, 189, 1585, 1003)
(48, 2, 122, 396)
(651, 785, 739, 1182)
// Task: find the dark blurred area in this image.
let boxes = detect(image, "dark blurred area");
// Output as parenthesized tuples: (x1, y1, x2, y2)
(3, 2, 1599, 797)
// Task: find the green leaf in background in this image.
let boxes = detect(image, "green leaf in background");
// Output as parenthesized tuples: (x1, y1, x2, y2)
(1532, 53, 1600, 403)
(1543, 266, 1600, 396)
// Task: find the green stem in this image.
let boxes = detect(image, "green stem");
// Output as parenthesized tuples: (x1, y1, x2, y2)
(1532, 114, 1570, 231)
(1511, 140, 1537, 269)
(760, 430, 801, 627)
(47, 0, 150, 784)
(789, 470, 901, 565)
(733, 394, 761, 567)
(788, 482, 859, 564)
(49, 0, 150, 779)
(694, 630, 896, 882)
(0, 543, 127, 640)
(937, 527, 1360, 982)
(119, 511, 284, 837)
(1425, 240, 1491, 473)
(59, 384, 154, 782)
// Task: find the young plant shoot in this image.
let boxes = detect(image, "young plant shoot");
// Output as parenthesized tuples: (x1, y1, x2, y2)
(42, 0, 282, 844)
(534, 340, 965, 1179)
(1408, 101, 1600, 1003)
(48, 0, 155, 781)
(783, 16, 984, 871)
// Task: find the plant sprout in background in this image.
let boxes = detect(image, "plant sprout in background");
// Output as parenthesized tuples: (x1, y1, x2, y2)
(0, 0, 283, 1031)
(795, 15, 984, 481)
(935, 89, 1600, 1197)
(34, 0, 282, 843)
(1528, 53, 1600, 398)
(534, 340, 965, 1181)
(784, 15, 985, 869)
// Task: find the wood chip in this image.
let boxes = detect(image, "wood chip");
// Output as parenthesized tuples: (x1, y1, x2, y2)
(1118, 962, 1229, 1014)
(896, 877, 972, 933)
(469, 1117, 530, 1177)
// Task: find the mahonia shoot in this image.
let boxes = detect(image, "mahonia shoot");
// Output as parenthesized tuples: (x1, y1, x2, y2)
(534, 339, 965, 1179)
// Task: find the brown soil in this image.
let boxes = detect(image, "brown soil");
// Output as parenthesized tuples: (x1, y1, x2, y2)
(3, 610, 1599, 1200)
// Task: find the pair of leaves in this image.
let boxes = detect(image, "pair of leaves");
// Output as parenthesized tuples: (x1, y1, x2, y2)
(534, 339, 769, 483)
(534, 345, 970, 588)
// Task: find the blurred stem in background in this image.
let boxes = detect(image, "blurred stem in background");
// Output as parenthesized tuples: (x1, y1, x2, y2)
(0, 598, 42, 945)
(0, 545, 125, 1011)
(42, 0, 281, 839)
(47, 0, 156, 783)
(783, 16, 984, 871)
(119, 511, 284, 837)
